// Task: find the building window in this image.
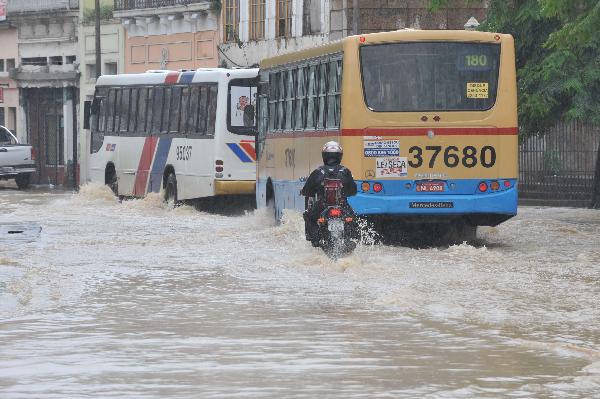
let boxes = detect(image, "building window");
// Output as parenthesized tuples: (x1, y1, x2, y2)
(249, 0, 265, 40)
(7, 59, 15, 70)
(224, 0, 240, 42)
(86, 64, 96, 80)
(0, 60, 4, 72)
(104, 62, 118, 75)
(276, 0, 292, 38)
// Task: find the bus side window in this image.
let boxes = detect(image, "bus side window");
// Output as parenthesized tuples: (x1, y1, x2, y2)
(278, 71, 286, 130)
(268, 73, 277, 132)
(207, 85, 218, 136)
(306, 65, 316, 130)
(187, 86, 200, 135)
(197, 85, 208, 135)
(120, 88, 130, 133)
(136, 88, 147, 134)
(317, 62, 327, 129)
(128, 88, 139, 133)
(179, 86, 190, 135)
(106, 88, 117, 135)
(146, 88, 153, 135)
(327, 59, 341, 128)
(113, 88, 122, 135)
(161, 87, 172, 134)
(285, 70, 295, 131)
(295, 66, 307, 130)
(152, 87, 164, 134)
(169, 86, 182, 134)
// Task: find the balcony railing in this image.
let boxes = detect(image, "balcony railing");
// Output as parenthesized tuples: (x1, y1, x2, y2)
(8, 0, 79, 13)
(114, 0, 207, 11)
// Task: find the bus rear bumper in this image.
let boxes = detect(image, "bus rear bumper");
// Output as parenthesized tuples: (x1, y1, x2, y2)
(215, 180, 256, 195)
(348, 187, 518, 226)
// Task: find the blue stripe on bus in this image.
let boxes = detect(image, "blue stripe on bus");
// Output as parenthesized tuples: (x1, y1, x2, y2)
(258, 177, 518, 217)
(179, 72, 195, 84)
(227, 143, 253, 163)
(149, 137, 173, 193)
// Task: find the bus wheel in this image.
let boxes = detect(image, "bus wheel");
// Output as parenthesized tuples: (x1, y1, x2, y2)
(266, 182, 277, 223)
(165, 173, 178, 208)
(105, 166, 118, 196)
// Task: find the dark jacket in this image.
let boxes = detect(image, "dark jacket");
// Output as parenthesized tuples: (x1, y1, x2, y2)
(301, 164, 357, 198)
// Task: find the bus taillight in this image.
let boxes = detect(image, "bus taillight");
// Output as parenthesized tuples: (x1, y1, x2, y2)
(361, 182, 370, 192)
(31, 148, 36, 161)
(490, 181, 500, 191)
(478, 182, 488, 192)
(216, 160, 223, 165)
(373, 183, 383, 192)
(504, 180, 511, 188)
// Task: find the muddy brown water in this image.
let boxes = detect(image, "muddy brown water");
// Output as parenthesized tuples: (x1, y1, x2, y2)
(1, 185, 599, 398)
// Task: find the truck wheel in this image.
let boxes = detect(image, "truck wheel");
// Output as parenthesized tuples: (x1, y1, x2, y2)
(165, 173, 178, 208)
(15, 173, 31, 190)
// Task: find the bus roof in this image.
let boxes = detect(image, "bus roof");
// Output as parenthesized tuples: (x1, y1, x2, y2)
(260, 29, 510, 69)
(96, 67, 259, 87)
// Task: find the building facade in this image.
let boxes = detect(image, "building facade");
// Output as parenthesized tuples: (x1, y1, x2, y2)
(0, 23, 18, 136)
(78, 0, 125, 183)
(219, 0, 489, 67)
(7, 0, 80, 187)
(114, 0, 219, 74)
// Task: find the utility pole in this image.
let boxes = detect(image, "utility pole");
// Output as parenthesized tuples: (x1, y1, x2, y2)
(352, 0, 359, 35)
(95, 0, 101, 79)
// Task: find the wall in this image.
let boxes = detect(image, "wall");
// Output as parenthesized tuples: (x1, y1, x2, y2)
(220, 0, 331, 67)
(122, 10, 219, 73)
(0, 26, 19, 135)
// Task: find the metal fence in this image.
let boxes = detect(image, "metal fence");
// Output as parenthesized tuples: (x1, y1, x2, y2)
(519, 121, 600, 207)
(114, 0, 206, 11)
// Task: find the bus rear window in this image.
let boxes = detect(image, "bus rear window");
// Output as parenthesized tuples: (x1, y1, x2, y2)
(228, 79, 258, 135)
(360, 42, 501, 112)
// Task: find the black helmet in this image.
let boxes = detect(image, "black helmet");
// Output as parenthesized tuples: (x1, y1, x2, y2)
(322, 141, 343, 166)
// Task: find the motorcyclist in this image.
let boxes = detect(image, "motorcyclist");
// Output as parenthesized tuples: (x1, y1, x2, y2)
(301, 141, 357, 247)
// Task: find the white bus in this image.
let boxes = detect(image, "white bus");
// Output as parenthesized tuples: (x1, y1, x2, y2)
(87, 68, 259, 204)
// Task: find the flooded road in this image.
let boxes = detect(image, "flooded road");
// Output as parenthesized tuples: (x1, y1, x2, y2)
(1, 185, 599, 398)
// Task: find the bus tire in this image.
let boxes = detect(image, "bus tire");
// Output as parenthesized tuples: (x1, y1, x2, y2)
(165, 173, 178, 208)
(15, 173, 31, 190)
(266, 181, 278, 223)
(105, 165, 118, 196)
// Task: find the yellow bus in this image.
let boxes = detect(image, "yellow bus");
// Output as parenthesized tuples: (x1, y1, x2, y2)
(255, 30, 517, 240)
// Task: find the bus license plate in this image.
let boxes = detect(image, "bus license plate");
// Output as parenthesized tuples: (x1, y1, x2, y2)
(416, 182, 445, 192)
(328, 219, 344, 232)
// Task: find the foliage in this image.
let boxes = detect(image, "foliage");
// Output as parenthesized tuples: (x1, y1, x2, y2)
(210, 0, 222, 14)
(83, 4, 114, 25)
(429, 0, 600, 136)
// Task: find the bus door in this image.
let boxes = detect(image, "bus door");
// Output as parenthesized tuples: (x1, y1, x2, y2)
(182, 84, 218, 199)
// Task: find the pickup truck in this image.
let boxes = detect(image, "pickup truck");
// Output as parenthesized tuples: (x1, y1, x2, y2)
(0, 125, 36, 189)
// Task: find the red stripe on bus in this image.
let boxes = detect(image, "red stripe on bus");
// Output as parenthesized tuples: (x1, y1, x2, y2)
(265, 127, 517, 139)
(239, 142, 257, 161)
(341, 127, 518, 136)
(165, 72, 180, 85)
(266, 130, 340, 139)
(133, 136, 159, 197)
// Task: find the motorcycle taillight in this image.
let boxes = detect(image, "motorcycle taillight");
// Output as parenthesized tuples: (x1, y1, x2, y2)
(328, 208, 342, 217)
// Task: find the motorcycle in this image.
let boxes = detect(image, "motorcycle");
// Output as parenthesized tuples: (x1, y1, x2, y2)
(305, 178, 357, 258)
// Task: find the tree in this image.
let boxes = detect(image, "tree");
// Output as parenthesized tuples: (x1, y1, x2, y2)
(430, 0, 600, 207)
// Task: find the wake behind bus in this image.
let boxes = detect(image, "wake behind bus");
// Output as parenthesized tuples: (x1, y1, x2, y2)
(88, 68, 258, 205)
(255, 30, 518, 243)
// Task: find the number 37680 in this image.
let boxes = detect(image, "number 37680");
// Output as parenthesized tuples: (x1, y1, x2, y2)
(408, 145, 496, 169)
